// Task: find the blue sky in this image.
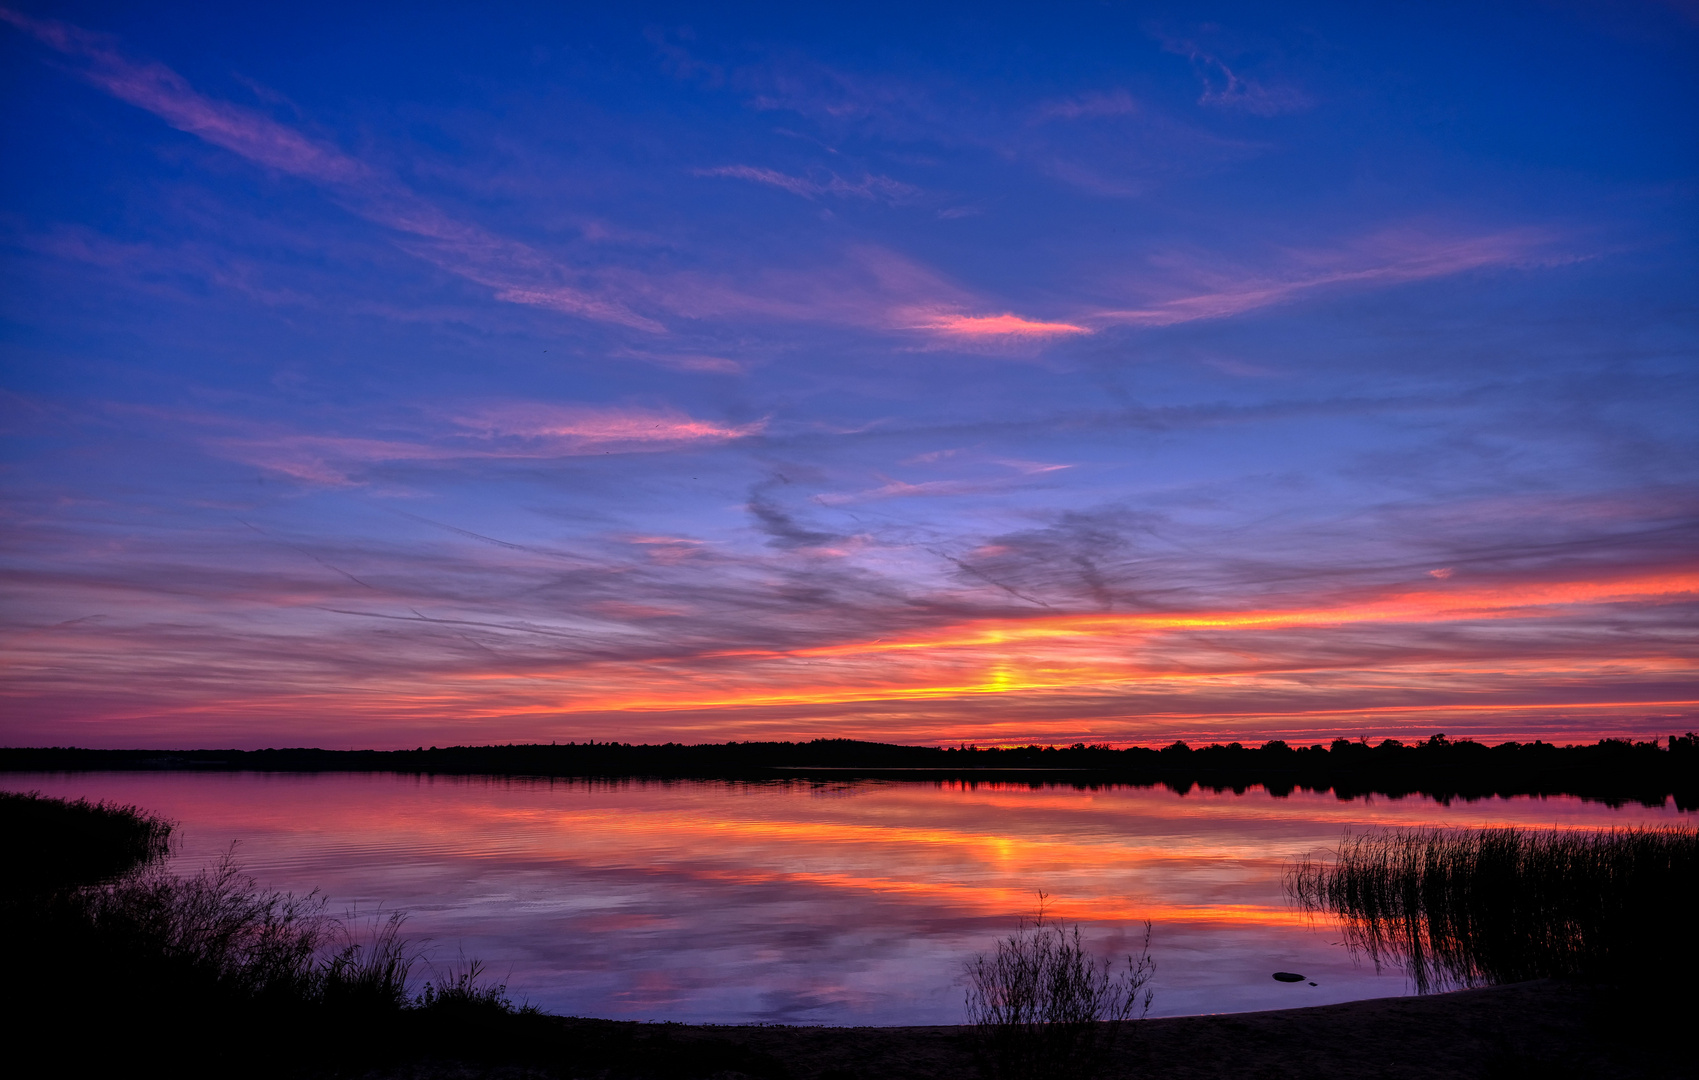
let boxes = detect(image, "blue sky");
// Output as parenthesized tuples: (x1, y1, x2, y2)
(2, 1, 1695, 748)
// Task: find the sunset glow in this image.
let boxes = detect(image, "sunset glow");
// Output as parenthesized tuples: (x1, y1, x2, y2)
(1, 4, 1694, 750)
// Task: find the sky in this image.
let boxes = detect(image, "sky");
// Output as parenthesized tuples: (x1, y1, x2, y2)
(1, 1, 1695, 751)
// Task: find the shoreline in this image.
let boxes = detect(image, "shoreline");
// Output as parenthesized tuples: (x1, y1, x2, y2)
(9, 792, 1691, 1077)
(417, 980, 1681, 1080)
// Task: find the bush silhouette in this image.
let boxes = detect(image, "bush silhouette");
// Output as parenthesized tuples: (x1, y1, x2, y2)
(964, 894, 1154, 1080)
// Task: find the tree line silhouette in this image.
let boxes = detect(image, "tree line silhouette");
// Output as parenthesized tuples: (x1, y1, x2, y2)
(4, 732, 1696, 808)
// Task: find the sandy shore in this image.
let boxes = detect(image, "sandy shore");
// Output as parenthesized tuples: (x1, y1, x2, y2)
(348, 979, 1692, 1080)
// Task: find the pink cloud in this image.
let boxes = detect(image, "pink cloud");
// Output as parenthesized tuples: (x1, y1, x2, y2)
(918, 313, 1091, 337)
(1032, 89, 1140, 122)
(1160, 37, 1313, 117)
(815, 459, 1073, 505)
(14, 12, 1275, 351)
(694, 165, 917, 201)
(697, 165, 820, 198)
(613, 223, 1549, 350)
(588, 600, 686, 619)
(627, 536, 710, 565)
(615, 246, 1089, 351)
(1095, 227, 1559, 327)
(903, 448, 963, 465)
(993, 459, 1073, 475)
(619, 350, 749, 375)
(814, 477, 989, 505)
(1035, 159, 1147, 199)
(477, 284, 663, 332)
(0, 8, 367, 185)
(205, 435, 454, 485)
(455, 404, 766, 449)
(203, 405, 764, 483)
(614, 245, 977, 332)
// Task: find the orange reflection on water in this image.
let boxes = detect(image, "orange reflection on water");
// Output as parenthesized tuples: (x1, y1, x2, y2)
(7, 771, 1689, 1023)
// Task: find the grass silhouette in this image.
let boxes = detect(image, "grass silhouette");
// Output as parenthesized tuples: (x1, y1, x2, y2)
(2, 789, 171, 895)
(2, 793, 529, 1076)
(1287, 825, 1698, 995)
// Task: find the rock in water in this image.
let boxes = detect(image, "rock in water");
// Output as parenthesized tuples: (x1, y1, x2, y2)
(1273, 972, 1306, 982)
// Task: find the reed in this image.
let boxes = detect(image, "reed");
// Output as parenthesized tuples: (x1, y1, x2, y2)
(1287, 826, 1697, 994)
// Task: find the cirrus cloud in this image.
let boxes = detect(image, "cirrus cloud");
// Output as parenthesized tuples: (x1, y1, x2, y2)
(200, 404, 765, 485)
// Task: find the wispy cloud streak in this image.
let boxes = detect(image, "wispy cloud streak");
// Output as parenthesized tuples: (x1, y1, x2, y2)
(1160, 35, 1313, 116)
(200, 405, 765, 484)
(694, 165, 917, 201)
(1095, 229, 1559, 327)
(1, 7, 662, 331)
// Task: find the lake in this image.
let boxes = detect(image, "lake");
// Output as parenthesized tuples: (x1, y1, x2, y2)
(6, 771, 1689, 1025)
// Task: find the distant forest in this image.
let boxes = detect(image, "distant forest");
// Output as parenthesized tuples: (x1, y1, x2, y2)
(5, 734, 1696, 810)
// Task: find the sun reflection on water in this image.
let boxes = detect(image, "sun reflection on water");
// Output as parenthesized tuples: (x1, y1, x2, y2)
(5, 771, 1689, 1024)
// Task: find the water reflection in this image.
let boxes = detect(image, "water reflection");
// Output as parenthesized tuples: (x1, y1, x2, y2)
(3, 772, 1688, 1024)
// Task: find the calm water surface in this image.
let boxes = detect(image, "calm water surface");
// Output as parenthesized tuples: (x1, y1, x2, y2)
(8, 772, 1689, 1025)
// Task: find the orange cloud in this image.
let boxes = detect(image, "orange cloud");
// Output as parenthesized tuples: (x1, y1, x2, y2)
(417, 567, 1698, 725)
(780, 569, 1699, 659)
(10, 545, 1692, 748)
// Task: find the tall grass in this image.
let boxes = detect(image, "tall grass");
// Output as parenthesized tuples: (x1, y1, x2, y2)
(68, 851, 423, 1010)
(1287, 826, 1698, 995)
(2, 789, 172, 895)
(323, 909, 418, 1010)
(0, 787, 512, 1015)
(964, 896, 1154, 1080)
(3, 793, 527, 1075)
(415, 954, 523, 1017)
(74, 853, 526, 1015)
